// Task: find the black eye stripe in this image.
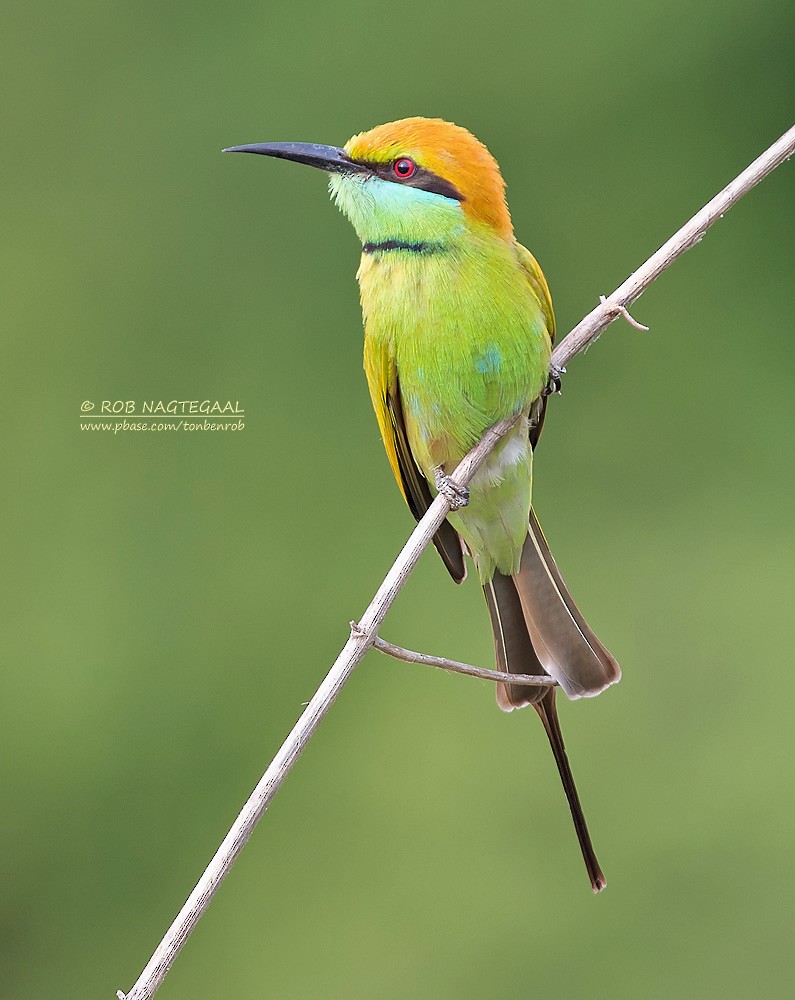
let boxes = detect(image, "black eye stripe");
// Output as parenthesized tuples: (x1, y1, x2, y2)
(400, 169, 464, 202)
(348, 157, 465, 202)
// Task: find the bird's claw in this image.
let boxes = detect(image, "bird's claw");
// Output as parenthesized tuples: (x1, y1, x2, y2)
(434, 469, 470, 509)
(543, 364, 565, 396)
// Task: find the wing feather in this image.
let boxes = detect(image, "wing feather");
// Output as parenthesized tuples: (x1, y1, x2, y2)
(515, 242, 555, 449)
(364, 340, 466, 583)
(515, 242, 555, 342)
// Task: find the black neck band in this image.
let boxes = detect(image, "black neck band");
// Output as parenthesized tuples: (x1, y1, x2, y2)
(362, 240, 442, 255)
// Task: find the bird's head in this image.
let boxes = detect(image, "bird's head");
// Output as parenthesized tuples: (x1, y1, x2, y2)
(224, 117, 514, 248)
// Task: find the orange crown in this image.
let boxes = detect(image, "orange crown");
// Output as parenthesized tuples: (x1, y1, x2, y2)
(345, 117, 514, 238)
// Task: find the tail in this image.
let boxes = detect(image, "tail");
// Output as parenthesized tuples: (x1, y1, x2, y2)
(535, 690, 607, 892)
(483, 508, 619, 892)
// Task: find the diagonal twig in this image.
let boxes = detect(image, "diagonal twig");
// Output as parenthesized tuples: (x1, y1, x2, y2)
(118, 121, 795, 1000)
(369, 632, 557, 686)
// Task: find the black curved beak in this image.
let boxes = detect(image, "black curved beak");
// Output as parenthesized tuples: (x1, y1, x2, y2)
(222, 141, 368, 175)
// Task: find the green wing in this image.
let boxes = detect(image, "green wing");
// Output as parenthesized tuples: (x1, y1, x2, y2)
(515, 241, 555, 449)
(364, 339, 466, 583)
(515, 242, 555, 342)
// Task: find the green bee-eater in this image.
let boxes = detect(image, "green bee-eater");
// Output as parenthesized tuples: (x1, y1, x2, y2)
(225, 117, 620, 891)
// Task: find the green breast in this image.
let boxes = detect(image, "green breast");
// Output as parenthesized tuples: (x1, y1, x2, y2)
(360, 229, 550, 473)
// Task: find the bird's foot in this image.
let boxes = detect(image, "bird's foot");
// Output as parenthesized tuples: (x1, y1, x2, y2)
(434, 468, 470, 510)
(543, 363, 565, 396)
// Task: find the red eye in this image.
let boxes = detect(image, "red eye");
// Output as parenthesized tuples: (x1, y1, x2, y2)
(393, 158, 416, 178)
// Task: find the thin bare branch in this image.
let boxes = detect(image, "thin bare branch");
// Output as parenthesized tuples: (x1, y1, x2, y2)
(370, 633, 557, 686)
(118, 122, 795, 1000)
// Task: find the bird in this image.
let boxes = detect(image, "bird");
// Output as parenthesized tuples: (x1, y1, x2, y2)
(224, 117, 621, 892)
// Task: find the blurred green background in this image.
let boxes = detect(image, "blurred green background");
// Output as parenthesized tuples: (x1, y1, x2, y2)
(2, 1, 794, 998)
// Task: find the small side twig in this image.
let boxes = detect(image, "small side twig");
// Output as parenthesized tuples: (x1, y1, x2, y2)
(370, 633, 557, 687)
(118, 121, 795, 1000)
(598, 294, 650, 331)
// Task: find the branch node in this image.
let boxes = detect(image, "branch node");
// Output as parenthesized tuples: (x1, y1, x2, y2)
(599, 294, 650, 331)
(349, 620, 367, 639)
